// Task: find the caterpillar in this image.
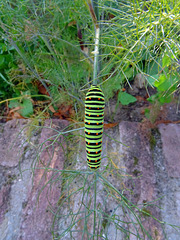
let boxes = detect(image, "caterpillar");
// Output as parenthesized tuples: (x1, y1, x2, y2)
(84, 85, 105, 169)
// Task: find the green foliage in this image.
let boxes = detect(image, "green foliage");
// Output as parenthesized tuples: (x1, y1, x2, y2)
(0, 39, 39, 117)
(2, 1, 180, 238)
(0, 40, 16, 99)
(0, 0, 180, 114)
(98, 0, 180, 107)
(0, 0, 93, 114)
(8, 92, 34, 117)
(145, 48, 179, 122)
(147, 56, 179, 105)
(118, 91, 137, 105)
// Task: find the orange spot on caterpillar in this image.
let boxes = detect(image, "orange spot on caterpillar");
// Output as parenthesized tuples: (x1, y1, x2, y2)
(96, 143, 98, 145)
(97, 123, 99, 125)
(96, 151, 98, 154)
(88, 132, 90, 134)
(89, 114, 91, 116)
(95, 160, 97, 162)
(88, 142, 90, 145)
(101, 141, 102, 143)
(88, 122, 90, 124)
(96, 133, 98, 135)
(89, 98, 91, 100)
(88, 151, 90, 153)
(97, 108, 99, 110)
(95, 166, 97, 168)
(89, 107, 91, 109)
(98, 98, 100, 100)
(97, 115, 99, 117)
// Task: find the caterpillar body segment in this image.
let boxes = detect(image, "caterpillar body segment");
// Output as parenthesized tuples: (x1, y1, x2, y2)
(85, 85, 105, 169)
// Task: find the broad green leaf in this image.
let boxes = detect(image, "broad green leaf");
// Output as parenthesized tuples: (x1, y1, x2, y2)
(9, 100, 19, 108)
(147, 94, 158, 103)
(124, 66, 134, 79)
(118, 92, 137, 105)
(20, 98, 33, 117)
(162, 55, 171, 68)
(148, 61, 159, 76)
(155, 92, 172, 104)
(147, 74, 159, 86)
(159, 94, 172, 104)
(9, 98, 33, 117)
(154, 75, 171, 91)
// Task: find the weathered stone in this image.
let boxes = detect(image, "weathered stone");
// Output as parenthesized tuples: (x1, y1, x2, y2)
(0, 185, 11, 224)
(55, 128, 108, 240)
(0, 120, 32, 240)
(57, 122, 163, 240)
(154, 125, 180, 240)
(159, 123, 180, 178)
(0, 119, 180, 240)
(18, 119, 69, 240)
(0, 119, 28, 167)
(103, 122, 163, 240)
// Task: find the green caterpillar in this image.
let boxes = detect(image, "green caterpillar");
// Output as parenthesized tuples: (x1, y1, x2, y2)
(84, 85, 105, 169)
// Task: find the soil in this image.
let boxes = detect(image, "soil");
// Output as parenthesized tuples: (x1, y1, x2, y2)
(104, 83, 180, 124)
(1, 83, 180, 125)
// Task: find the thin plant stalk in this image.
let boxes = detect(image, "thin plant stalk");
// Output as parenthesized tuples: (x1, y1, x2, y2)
(86, 2, 100, 238)
(93, 171, 98, 239)
(93, 27, 100, 85)
(87, 0, 100, 85)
